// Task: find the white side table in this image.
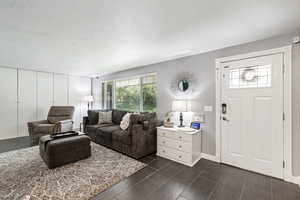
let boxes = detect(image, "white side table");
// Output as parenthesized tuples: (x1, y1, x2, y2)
(157, 126, 202, 167)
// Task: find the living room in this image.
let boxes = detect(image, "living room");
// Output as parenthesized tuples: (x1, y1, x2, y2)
(1, 1, 300, 200)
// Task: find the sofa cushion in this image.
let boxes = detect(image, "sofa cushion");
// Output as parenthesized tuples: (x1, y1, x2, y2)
(98, 111, 112, 124)
(138, 112, 157, 122)
(112, 110, 127, 125)
(96, 125, 121, 144)
(86, 124, 113, 133)
(112, 130, 131, 145)
(33, 124, 56, 134)
(87, 110, 101, 125)
(120, 113, 132, 130)
(98, 125, 121, 134)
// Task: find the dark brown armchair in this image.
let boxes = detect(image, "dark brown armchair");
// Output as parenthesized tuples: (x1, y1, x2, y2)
(28, 106, 75, 145)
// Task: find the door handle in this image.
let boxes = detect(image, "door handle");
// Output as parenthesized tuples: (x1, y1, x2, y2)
(222, 103, 227, 114)
(222, 117, 229, 122)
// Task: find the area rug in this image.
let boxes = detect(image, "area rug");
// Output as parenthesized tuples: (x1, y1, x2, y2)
(0, 143, 146, 200)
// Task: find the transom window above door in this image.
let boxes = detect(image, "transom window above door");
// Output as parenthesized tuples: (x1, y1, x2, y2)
(228, 65, 272, 89)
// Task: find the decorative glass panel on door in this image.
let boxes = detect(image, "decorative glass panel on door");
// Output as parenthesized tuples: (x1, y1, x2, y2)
(228, 65, 271, 89)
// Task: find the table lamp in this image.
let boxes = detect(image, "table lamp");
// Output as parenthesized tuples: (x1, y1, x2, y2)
(172, 100, 190, 127)
(85, 95, 94, 110)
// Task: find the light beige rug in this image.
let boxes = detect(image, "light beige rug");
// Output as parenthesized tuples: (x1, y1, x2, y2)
(0, 143, 146, 200)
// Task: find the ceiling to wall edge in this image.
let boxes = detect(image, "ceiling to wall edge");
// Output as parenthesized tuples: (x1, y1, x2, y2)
(0, 65, 92, 79)
(95, 32, 300, 79)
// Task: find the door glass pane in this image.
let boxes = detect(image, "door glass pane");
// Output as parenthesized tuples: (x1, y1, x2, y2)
(228, 65, 271, 89)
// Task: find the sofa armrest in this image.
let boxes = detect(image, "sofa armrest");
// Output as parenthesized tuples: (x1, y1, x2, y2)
(28, 120, 49, 127)
(54, 119, 73, 132)
(28, 120, 49, 135)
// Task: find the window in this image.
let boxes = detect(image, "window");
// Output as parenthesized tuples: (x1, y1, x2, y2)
(142, 75, 157, 112)
(115, 78, 140, 112)
(228, 65, 271, 89)
(101, 74, 157, 112)
(101, 81, 114, 109)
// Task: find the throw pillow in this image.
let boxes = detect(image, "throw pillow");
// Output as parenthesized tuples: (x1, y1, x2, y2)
(98, 111, 112, 124)
(120, 113, 132, 130)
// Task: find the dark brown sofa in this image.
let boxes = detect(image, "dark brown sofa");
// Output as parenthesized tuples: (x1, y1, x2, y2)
(83, 109, 162, 159)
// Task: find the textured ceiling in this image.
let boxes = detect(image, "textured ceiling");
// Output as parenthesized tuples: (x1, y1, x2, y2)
(0, 0, 300, 76)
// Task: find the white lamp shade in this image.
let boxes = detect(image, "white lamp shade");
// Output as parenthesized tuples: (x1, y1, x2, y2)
(172, 100, 191, 112)
(85, 95, 94, 102)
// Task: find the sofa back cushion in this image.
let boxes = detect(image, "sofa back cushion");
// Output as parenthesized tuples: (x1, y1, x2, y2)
(98, 111, 113, 124)
(112, 109, 127, 125)
(87, 109, 110, 125)
(135, 112, 157, 123)
(87, 110, 101, 125)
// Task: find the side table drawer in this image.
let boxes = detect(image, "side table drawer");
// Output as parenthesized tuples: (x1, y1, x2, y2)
(157, 145, 192, 163)
(158, 129, 192, 142)
(157, 136, 192, 153)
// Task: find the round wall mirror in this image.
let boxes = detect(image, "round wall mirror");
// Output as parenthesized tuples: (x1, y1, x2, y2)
(178, 80, 189, 92)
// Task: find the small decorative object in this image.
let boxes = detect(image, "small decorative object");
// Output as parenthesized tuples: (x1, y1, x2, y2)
(164, 111, 174, 128)
(170, 72, 197, 98)
(84, 95, 94, 109)
(178, 80, 189, 92)
(172, 100, 190, 127)
(190, 121, 201, 130)
(242, 68, 257, 82)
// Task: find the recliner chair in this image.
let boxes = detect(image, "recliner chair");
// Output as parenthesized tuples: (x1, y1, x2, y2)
(28, 106, 75, 145)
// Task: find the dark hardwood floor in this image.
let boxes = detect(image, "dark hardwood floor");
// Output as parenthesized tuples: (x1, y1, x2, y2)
(94, 154, 300, 200)
(1, 137, 300, 200)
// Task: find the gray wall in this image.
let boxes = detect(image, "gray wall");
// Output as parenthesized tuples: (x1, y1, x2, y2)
(292, 43, 300, 175)
(100, 29, 300, 174)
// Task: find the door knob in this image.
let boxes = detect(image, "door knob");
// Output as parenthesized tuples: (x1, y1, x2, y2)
(222, 117, 229, 121)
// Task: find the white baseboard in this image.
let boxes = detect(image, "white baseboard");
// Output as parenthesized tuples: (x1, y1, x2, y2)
(284, 170, 300, 186)
(201, 153, 220, 163)
(201, 155, 300, 186)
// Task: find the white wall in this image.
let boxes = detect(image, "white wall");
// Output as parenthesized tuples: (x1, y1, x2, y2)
(0, 67, 91, 140)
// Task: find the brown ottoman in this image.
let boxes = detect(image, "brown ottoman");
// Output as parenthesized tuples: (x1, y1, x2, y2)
(39, 134, 91, 169)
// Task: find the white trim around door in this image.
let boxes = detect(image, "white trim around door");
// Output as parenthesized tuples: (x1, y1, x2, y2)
(215, 46, 294, 183)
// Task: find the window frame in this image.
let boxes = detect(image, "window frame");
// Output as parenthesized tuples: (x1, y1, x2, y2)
(101, 72, 157, 112)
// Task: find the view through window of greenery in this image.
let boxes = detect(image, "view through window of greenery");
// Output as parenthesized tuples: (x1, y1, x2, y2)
(115, 78, 140, 112)
(142, 76, 156, 112)
(108, 75, 157, 112)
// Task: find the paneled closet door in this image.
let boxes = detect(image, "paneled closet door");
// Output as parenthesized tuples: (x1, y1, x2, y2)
(53, 74, 69, 106)
(0, 67, 18, 139)
(18, 70, 37, 136)
(37, 72, 53, 120)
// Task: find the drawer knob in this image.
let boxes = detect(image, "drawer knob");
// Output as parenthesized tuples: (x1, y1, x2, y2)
(179, 145, 182, 148)
(179, 136, 182, 139)
(162, 141, 165, 144)
(178, 155, 182, 158)
(162, 150, 165, 153)
(163, 132, 166, 135)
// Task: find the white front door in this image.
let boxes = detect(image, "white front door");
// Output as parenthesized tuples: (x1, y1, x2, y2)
(220, 53, 284, 178)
